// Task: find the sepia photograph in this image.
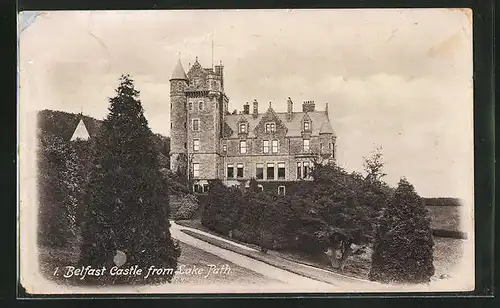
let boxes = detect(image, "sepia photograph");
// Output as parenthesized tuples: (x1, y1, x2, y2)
(18, 9, 474, 294)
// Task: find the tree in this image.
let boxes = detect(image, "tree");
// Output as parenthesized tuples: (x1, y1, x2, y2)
(363, 146, 387, 183)
(369, 178, 435, 284)
(79, 74, 180, 285)
(288, 162, 374, 271)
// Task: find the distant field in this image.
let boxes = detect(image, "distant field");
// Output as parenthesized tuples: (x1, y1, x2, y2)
(426, 206, 462, 232)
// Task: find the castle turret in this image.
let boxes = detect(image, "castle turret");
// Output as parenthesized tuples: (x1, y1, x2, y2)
(170, 59, 189, 175)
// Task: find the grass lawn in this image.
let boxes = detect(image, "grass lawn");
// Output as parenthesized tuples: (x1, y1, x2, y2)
(176, 219, 465, 281)
(426, 206, 462, 232)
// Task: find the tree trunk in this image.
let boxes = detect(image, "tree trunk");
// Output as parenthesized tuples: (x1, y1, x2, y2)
(338, 242, 352, 272)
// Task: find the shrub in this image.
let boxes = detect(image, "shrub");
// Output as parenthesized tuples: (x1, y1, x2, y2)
(369, 178, 435, 284)
(171, 194, 199, 220)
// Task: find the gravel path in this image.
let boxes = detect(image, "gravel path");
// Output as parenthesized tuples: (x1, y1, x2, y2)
(169, 221, 336, 292)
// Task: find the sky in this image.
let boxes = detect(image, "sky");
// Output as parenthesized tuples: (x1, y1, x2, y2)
(18, 9, 473, 198)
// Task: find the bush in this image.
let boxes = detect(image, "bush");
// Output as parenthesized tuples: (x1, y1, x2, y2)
(369, 178, 435, 284)
(171, 194, 199, 220)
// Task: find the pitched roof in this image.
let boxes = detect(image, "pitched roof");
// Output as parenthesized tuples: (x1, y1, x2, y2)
(319, 119, 334, 134)
(223, 110, 335, 138)
(170, 59, 188, 80)
(70, 118, 90, 141)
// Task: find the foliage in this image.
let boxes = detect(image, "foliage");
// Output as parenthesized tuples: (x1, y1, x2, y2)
(423, 197, 462, 207)
(201, 179, 242, 235)
(369, 178, 435, 284)
(363, 146, 387, 183)
(170, 194, 199, 220)
(79, 74, 180, 284)
(37, 133, 87, 247)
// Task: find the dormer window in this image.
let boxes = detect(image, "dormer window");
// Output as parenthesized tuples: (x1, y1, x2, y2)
(265, 122, 276, 132)
(239, 123, 247, 134)
(304, 121, 310, 131)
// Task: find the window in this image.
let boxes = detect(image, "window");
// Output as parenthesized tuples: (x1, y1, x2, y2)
(303, 161, 310, 178)
(320, 143, 323, 151)
(263, 140, 270, 153)
(257, 184, 264, 192)
(265, 122, 276, 132)
(193, 184, 202, 193)
(237, 163, 244, 178)
(203, 184, 209, 193)
(239, 123, 247, 133)
(192, 119, 200, 131)
(227, 164, 234, 178)
(222, 144, 227, 152)
(272, 140, 279, 153)
(193, 163, 200, 178)
(256, 163, 264, 180)
(240, 140, 247, 154)
(170, 123, 172, 129)
(278, 162, 285, 180)
(303, 139, 310, 152)
(267, 163, 275, 180)
(199, 101, 204, 111)
(193, 139, 200, 151)
(278, 186, 286, 196)
(297, 162, 302, 179)
(329, 142, 332, 150)
(304, 121, 310, 131)
(188, 102, 193, 111)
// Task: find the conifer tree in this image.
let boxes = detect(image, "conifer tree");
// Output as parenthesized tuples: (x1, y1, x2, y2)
(369, 178, 434, 284)
(79, 74, 180, 284)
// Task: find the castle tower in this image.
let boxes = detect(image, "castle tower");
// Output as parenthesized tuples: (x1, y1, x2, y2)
(169, 59, 189, 175)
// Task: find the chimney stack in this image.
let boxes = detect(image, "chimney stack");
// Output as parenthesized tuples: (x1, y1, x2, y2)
(243, 102, 250, 115)
(252, 99, 258, 118)
(325, 102, 329, 115)
(287, 97, 293, 120)
(302, 100, 316, 112)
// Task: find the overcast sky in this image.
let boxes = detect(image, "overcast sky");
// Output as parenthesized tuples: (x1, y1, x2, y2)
(19, 9, 473, 198)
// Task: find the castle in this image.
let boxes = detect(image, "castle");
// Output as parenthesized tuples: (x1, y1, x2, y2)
(170, 58, 336, 194)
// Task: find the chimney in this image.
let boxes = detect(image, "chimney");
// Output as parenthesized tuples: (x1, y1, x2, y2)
(302, 100, 316, 112)
(287, 97, 293, 120)
(325, 102, 329, 115)
(252, 99, 258, 118)
(243, 102, 250, 115)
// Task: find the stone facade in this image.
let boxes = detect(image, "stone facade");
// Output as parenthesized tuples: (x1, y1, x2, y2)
(170, 58, 337, 194)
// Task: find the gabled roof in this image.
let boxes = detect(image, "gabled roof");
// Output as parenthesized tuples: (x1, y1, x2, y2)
(170, 59, 188, 80)
(223, 110, 335, 138)
(70, 118, 90, 141)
